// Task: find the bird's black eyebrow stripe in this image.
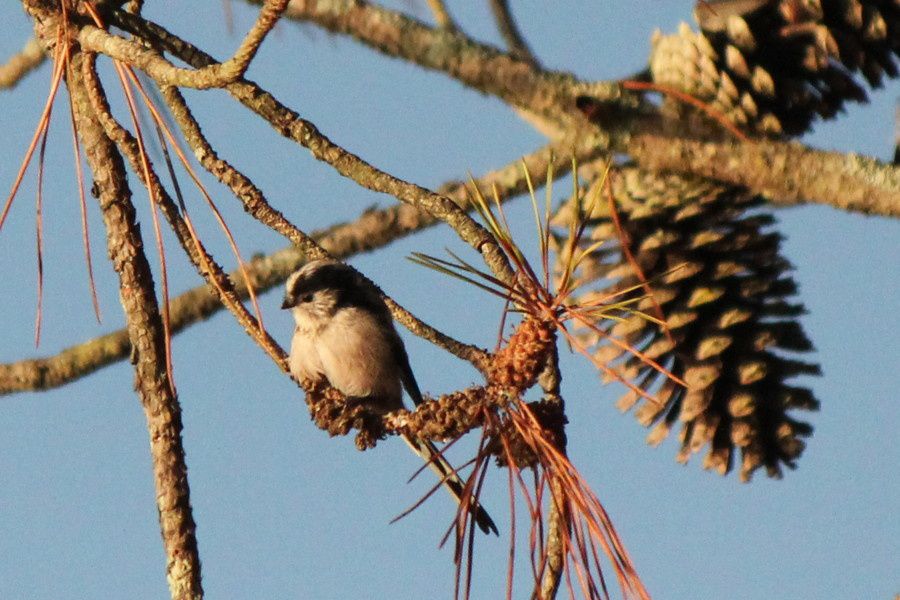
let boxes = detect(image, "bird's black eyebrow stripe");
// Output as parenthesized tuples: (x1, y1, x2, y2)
(287, 264, 386, 314)
(288, 264, 353, 297)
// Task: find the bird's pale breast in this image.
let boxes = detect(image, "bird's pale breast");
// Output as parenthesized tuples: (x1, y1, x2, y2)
(292, 306, 403, 410)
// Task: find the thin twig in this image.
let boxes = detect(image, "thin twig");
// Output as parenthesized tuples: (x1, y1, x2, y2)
(621, 80, 748, 141)
(426, 0, 458, 31)
(154, 82, 487, 367)
(79, 0, 288, 89)
(0, 37, 45, 90)
(536, 346, 567, 600)
(488, 0, 537, 66)
(158, 85, 324, 257)
(109, 9, 518, 285)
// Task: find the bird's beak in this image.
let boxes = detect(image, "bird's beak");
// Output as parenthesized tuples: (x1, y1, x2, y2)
(280, 296, 294, 310)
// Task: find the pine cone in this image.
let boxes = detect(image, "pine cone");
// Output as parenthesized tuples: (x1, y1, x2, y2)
(649, 0, 897, 135)
(553, 167, 820, 481)
(486, 317, 556, 393)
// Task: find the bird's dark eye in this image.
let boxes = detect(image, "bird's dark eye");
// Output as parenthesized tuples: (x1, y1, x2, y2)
(301, 293, 314, 303)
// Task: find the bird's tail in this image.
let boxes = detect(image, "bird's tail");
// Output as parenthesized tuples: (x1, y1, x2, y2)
(401, 434, 498, 536)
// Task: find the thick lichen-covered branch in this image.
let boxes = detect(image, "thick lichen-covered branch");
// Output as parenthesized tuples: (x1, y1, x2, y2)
(626, 130, 900, 218)
(65, 49, 203, 599)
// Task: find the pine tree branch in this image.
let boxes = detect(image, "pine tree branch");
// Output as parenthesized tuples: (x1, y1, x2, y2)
(244, 0, 625, 129)
(0, 143, 584, 395)
(108, 8, 520, 285)
(259, 0, 900, 218)
(152, 83, 484, 366)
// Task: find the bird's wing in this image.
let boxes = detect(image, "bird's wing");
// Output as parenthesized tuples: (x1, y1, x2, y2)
(389, 331, 424, 406)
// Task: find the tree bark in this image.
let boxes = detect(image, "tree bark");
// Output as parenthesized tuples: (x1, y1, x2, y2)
(68, 50, 203, 599)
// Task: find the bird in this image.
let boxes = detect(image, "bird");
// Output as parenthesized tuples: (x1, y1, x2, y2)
(281, 258, 498, 535)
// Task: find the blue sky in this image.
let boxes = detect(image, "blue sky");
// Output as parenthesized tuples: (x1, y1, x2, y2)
(0, 1, 897, 599)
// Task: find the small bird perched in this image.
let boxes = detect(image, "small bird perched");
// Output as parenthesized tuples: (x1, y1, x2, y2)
(282, 259, 498, 535)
